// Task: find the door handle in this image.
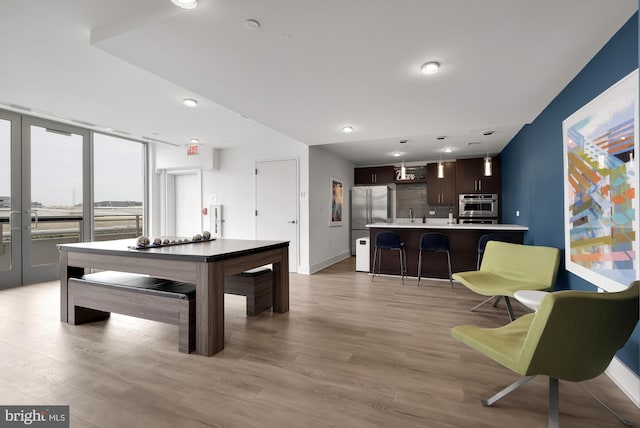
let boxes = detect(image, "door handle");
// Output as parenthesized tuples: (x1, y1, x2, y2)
(288, 220, 296, 224)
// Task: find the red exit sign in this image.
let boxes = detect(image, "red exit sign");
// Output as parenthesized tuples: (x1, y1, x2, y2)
(187, 145, 199, 156)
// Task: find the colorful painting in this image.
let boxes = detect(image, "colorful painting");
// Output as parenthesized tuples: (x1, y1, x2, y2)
(330, 176, 343, 226)
(562, 69, 639, 292)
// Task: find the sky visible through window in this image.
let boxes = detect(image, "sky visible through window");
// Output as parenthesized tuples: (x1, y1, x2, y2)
(94, 133, 143, 206)
(0, 124, 143, 207)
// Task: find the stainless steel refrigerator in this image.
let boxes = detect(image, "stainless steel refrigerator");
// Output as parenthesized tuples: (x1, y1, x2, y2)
(351, 185, 391, 255)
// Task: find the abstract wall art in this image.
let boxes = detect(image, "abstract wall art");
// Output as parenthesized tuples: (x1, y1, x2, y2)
(563, 69, 639, 291)
(330, 176, 343, 226)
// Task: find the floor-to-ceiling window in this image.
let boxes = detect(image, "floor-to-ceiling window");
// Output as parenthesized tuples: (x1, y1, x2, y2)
(93, 133, 145, 241)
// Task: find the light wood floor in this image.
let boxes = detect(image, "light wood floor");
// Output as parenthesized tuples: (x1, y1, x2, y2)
(1, 257, 638, 427)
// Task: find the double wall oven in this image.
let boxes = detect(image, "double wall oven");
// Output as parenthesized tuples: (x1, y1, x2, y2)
(458, 193, 498, 224)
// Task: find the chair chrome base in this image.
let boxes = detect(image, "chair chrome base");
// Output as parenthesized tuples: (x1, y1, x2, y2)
(481, 376, 632, 428)
(470, 295, 515, 321)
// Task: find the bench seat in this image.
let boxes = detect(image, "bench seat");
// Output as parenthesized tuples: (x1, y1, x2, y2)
(67, 271, 195, 353)
(225, 267, 273, 316)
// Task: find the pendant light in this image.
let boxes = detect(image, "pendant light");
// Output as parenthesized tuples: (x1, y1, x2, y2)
(399, 140, 408, 180)
(484, 155, 492, 177)
(437, 160, 444, 178)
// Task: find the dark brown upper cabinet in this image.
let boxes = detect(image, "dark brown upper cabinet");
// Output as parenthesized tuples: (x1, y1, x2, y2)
(455, 157, 501, 194)
(354, 166, 395, 185)
(426, 162, 457, 205)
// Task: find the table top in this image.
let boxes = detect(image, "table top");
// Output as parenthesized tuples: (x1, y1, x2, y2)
(58, 238, 289, 262)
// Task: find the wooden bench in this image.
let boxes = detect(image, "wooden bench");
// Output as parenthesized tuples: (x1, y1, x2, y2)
(67, 271, 195, 353)
(224, 267, 273, 316)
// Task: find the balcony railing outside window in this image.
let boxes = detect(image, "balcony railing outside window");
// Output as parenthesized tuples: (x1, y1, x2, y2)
(0, 209, 143, 267)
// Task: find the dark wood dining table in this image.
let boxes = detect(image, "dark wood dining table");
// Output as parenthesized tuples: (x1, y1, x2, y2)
(58, 238, 289, 356)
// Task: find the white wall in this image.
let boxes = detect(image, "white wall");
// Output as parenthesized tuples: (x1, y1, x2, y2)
(150, 137, 310, 273)
(308, 146, 354, 273)
(150, 141, 356, 275)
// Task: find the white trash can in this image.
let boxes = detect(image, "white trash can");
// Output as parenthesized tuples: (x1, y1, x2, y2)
(355, 238, 370, 272)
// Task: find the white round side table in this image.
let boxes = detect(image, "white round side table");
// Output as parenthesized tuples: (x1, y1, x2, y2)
(513, 290, 548, 311)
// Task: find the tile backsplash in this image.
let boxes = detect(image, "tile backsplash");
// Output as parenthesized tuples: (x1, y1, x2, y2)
(396, 182, 456, 219)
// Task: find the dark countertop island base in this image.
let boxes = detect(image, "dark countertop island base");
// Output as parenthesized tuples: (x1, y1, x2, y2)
(368, 226, 525, 280)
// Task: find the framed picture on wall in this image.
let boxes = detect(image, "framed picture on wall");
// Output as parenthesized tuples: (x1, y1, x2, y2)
(330, 176, 343, 226)
(562, 69, 639, 292)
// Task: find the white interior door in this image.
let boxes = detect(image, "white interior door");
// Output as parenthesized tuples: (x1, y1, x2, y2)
(173, 172, 202, 237)
(255, 159, 298, 272)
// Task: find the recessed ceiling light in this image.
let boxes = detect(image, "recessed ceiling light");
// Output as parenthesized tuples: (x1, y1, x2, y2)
(436, 136, 446, 140)
(482, 131, 495, 136)
(190, 138, 200, 144)
(244, 19, 261, 30)
(421, 62, 440, 75)
(342, 126, 354, 133)
(183, 98, 198, 107)
(444, 147, 453, 153)
(468, 141, 481, 146)
(393, 152, 401, 157)
(171, 0, 197, 9)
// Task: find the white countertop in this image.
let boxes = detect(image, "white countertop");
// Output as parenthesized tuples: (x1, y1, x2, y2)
(366, 222, 528, 231)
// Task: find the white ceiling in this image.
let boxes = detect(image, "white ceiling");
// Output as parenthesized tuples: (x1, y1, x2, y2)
(0, 0, 636, 165)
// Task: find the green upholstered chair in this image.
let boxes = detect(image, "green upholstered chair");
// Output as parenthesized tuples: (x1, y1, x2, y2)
(452, 241, 560, 321)
(451, 281, 639, 428)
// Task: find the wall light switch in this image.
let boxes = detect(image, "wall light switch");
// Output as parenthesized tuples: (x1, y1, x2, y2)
(516, 210, 520, 217)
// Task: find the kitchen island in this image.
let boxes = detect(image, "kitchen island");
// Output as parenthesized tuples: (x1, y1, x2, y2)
(367, 222, 528, 280)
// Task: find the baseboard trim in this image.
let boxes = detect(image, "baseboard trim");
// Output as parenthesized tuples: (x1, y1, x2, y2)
(605, 357, 639, 407)
(309, 251, 351, 274)
(296, 265, 310, 275)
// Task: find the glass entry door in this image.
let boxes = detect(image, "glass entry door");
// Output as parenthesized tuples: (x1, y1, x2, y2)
(21, 118, 90, 284)
(0, 111, 21, 288)
(0, 112, 90, 287)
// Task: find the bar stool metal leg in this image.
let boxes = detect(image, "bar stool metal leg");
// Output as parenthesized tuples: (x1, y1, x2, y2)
(445, 250, 453, 288)
(371, 247, 378, 282)
(417, 250, 423, 286)
(399, 248, 405, 285)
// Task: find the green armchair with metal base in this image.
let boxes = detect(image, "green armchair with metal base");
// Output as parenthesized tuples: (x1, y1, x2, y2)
(453, 241, 561, 321)
(451, 281, 639, 428)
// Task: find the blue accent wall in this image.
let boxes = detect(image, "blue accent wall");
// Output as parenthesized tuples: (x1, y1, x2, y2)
(501, 14, 639, 375)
